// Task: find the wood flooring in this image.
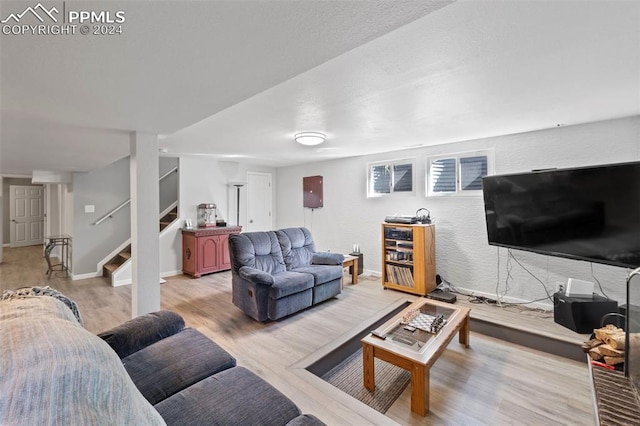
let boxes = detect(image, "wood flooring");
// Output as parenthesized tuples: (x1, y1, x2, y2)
(0, 245, 594, 425)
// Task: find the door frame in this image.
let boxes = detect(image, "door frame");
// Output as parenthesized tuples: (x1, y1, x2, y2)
(246, 171, 273, 232)
(9, 184, 45, 247)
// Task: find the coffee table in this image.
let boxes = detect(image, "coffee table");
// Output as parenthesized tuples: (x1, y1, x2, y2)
(361, 297, 470, 416)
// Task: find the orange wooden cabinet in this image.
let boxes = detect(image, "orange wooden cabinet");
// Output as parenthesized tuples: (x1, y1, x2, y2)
(381, 223, 436, 296)
(181, 226, 242, 277)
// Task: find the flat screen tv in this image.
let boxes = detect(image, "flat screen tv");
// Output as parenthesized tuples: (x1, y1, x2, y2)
(482, 161, 640, 269)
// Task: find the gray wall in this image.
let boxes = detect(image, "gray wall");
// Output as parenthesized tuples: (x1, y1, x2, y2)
(276, 116, 640, 308)
(73, 157, 131, 275)
(72, 156, 180, 276)
(2, 177, 36, 244)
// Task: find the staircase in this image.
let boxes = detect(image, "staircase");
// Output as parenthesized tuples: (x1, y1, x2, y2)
(102, 206, 178, 280)
(103, 247, 131, 280)
(159, 207, 178, 231)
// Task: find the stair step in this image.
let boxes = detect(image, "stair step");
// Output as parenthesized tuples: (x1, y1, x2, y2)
(104, 264, 119, 272)
(118, 252, 131, 260)
(103, 263, 119, 279)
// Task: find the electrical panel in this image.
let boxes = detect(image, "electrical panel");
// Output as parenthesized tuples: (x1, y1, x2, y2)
(303, 175, 323, 208)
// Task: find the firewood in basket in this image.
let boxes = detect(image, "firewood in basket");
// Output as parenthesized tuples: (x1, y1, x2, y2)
(598, 344, 624, 357)
(581, 338, 603, 353)
(594, 324, 623, 342)
(603, 333, 625, 350)
(589, 346, 604, 361)
(604, 355, 624, 365)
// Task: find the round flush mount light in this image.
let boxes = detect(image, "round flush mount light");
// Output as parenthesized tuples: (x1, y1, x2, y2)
(295, 132, 326, 146)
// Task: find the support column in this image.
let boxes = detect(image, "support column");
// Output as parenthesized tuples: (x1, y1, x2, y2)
(0, 176, 3, 264)
(130, 132, 160, 316)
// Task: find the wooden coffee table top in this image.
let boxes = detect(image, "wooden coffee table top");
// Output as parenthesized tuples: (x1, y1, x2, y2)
(362, 297, 470, 366)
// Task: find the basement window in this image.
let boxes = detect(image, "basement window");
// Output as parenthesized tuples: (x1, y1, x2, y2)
(426, 150, 494, 196)
(367, 158, 415, 197)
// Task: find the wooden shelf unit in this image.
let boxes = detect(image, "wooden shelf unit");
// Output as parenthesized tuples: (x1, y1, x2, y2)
(381, 223, 436, 296)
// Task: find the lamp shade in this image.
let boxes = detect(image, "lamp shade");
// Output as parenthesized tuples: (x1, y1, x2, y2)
(295, 132, 325, 146)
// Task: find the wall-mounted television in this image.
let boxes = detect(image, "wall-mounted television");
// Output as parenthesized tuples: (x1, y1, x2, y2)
(482, 161, 640, 269)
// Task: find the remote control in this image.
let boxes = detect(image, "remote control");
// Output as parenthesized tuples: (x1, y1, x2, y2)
(371, 330, 386, 340)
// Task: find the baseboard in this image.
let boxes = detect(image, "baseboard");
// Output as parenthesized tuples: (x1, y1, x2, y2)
(113, 278, 131, 287)
(470, 317, 584, 361)
(71, 271, 101, 280)
(114, 275, 173, 287)
(453, 287, 553, 311)
(161, 270, 181, 278)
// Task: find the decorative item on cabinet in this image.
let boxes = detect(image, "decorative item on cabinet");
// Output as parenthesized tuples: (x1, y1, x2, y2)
(197, 203, 217, 228)
(181, 226, 242, 277)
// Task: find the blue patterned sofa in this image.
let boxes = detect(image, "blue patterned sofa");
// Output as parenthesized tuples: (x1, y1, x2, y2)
(0, 288, 324, 426)
(229, 227, 344, 321)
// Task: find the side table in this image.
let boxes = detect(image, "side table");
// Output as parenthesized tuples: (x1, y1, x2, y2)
(44, 235, 71, 278)
(342, 255, 359, 286)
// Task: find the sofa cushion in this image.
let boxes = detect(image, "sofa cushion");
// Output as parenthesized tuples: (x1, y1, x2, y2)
(311, 280, 342, 305)
(98, 310, 185, 359)
(290, 265, 343, 285)
(276, 227, 316, 270)
(122, 328, 237, 405)
(0, 292, 79, 324)
(270, 271, 314, 299)
(311, 252, 344, 265)
(286, 414, 327, 426)
(155, 366, 301, 426)
(229, 232, 286, 275)
(269, 289, 313, 320)
(0, 297, 165, 426)
(239, 266, 275, 286)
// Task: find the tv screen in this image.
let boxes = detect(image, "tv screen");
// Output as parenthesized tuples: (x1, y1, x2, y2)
(482, 161, 640, 269)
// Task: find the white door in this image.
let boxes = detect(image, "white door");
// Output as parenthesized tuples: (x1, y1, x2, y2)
(246, 172, 272, 232)
(10, 185, 44, 247)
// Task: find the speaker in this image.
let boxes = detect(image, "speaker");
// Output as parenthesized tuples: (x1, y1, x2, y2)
(566, 278, 594, 297)
(553, 292, 618, 334)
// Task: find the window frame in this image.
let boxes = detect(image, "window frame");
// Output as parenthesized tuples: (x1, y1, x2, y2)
(425, 149, 494, 197)
(367, 157, 416, 198)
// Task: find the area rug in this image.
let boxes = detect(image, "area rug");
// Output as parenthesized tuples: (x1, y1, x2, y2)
(321, 348, 410, 414)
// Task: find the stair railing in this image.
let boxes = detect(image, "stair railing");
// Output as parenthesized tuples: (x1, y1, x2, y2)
(93, 199, 130, 225)
(93, 166, 178, 226)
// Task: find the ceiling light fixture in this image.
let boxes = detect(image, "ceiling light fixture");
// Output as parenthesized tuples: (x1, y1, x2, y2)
(295, 132, 326, 146)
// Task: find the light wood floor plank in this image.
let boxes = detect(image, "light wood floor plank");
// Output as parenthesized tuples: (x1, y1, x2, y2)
(0, 246, 594, 425)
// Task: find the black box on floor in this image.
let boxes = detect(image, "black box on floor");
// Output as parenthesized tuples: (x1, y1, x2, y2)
(427, 289, 457, 304)
(553, 292, 617, 334)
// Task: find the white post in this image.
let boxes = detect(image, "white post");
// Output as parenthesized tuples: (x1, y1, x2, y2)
(130, 132, 160, 316)
(0, 176, 3, 264)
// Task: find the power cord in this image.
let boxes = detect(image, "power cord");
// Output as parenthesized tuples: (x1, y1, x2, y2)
(591, 263, 610, 299)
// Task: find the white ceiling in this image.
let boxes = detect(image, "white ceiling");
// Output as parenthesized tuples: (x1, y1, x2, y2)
(1, 1, 639, 176)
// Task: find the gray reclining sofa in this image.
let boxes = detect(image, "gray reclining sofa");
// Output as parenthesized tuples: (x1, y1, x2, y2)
(0, 289, 325, 426)
(229, 227, 344, 321)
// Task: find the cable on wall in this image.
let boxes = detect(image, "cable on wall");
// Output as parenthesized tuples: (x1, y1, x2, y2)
(590, 262, 610, 299)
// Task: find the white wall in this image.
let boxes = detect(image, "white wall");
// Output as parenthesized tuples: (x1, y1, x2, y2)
(0, 177, 2, 263)
(175, 156, 277, 269)
(276, 116, 640, 308)
(73, 157, 131, 275)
